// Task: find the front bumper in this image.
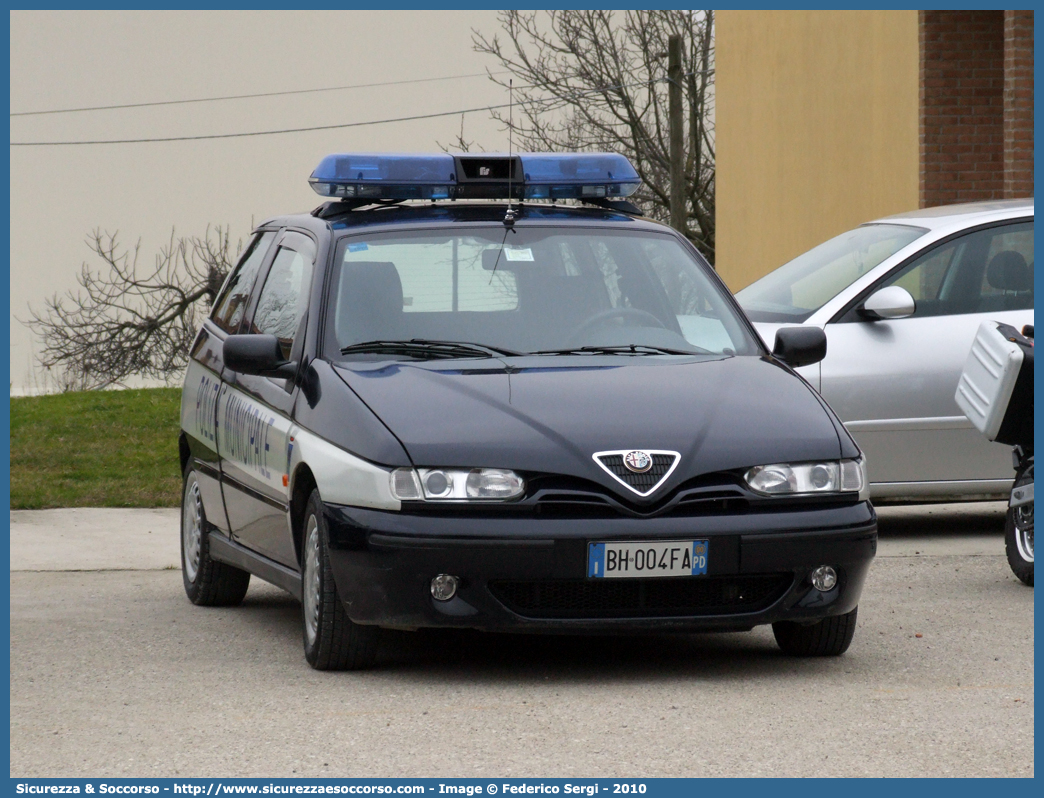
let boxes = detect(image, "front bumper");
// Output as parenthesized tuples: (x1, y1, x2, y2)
(323, 502, 877, 633)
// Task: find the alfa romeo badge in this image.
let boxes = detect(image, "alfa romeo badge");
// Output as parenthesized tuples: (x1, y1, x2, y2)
(623, 450, 653, 473)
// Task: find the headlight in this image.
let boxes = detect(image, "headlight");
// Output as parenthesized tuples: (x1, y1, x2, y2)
(389, 467, 525, 502)
(744, 458, 867, 498)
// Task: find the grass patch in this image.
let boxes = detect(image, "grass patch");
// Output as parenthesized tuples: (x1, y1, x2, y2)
(11, 388, 182, 509)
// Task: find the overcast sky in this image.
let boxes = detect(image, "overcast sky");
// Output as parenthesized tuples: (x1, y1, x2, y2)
(10, 10, 513, 394)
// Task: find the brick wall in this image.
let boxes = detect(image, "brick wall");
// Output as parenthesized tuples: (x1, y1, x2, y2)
(919, 10, 1005, 207)
(1003, 10, 1033, 198)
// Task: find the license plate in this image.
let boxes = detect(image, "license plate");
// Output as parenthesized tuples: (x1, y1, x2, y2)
(587, 540, 708, 578)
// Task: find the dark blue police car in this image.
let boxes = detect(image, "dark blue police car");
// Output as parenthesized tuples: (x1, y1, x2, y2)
(179, 152, 876, 669)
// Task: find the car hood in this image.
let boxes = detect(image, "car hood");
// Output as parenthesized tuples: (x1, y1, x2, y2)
(333, 355, 843, 501)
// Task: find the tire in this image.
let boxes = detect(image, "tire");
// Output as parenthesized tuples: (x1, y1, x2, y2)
(301, 488, 379, 670)
(772, 607, 858, 657)
(181, 463, 250, 606)
(1005, 467, 1034, 586)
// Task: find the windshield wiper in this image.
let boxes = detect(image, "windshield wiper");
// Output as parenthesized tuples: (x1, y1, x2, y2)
(339, 339, 522, 360)
(529, 344, 713, 357)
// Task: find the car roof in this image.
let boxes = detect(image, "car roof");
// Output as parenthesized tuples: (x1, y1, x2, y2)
(868, 198, 1034, 231)
(259, 202, 671, 236)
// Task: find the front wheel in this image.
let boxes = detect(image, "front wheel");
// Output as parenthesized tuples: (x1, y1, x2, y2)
(1005, 467, 1034, 586)
(772, 607, 858, 656)
(301, 488, 379, 670)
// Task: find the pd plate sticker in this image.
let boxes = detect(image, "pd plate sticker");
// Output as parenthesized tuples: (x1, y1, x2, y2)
(504, 247, 535, 261)
(588, 540, 708, 578)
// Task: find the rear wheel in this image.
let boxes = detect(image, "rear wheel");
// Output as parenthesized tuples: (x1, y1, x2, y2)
(1005, 468, 1034, 586)
(181, 464, 250, 606)
(301, 488, 379, 670)
(772, 607, 858, 656)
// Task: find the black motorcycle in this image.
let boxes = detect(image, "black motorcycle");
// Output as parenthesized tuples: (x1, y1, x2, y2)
(1007, 444, 1033, 585)
(956, 322, 1033, 585)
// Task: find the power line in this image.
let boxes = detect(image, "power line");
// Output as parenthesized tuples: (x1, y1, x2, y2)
(10, 103, 516, 146)
(10, 75, 690, 147)
(10, 71, 510, 117)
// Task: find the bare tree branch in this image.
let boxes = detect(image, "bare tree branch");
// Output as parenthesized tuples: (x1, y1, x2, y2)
(473, 10, 715, 263)
(25, 226, 242, 390)
(437, 113, 487, 154)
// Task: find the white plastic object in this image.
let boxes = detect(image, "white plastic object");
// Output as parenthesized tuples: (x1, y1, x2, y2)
(955, 320, 1025, 441)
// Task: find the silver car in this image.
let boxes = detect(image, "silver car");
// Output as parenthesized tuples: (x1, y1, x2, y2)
(737, 199, 1034, 503)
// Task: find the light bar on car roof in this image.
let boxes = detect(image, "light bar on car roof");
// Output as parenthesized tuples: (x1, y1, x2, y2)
(308, 152, 641, 202)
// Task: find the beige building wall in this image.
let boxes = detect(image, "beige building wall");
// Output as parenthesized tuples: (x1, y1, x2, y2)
(716, 10, 920, 291)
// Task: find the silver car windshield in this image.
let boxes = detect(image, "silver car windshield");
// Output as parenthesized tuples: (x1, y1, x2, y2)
(326, 227, 759, 360)
(736, 223, 928, 323)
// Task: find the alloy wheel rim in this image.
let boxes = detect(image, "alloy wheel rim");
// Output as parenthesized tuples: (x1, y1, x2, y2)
(182, 476, 203, 582)
(303, 516, 321, 646)
(1014, 503, 1034, 563)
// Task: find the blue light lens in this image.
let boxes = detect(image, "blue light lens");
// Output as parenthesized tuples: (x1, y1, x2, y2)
(311, 153, 456, 184)
(520, 153, 641, 198)
(519, 152, 638, 184)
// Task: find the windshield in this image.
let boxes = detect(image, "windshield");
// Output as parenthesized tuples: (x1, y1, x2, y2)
(735, 223, 927, 323)
(325, 226, 758, 360)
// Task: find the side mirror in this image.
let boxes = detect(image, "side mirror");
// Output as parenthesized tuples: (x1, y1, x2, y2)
(223, 334, 297, 378)
(773, 326, 827, 368)
(860, 285, 915, 320)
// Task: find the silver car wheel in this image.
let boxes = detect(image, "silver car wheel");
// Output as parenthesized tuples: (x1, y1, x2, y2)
(182, 473, 203, 583)
(1014, 503, 1034, 563)
(302, 515, 321, 647)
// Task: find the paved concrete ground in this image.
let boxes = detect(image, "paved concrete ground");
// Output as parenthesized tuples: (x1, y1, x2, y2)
(11, 508, 180, 571)
(9, 504, 1033, 778)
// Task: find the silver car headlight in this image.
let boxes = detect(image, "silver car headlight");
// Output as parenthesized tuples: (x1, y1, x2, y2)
(390, 467, 525, 501)
(744, 458, 867, 499)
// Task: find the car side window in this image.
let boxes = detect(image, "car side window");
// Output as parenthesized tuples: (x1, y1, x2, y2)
(876, 221, 1033, 318)
(250, 234, 316, 360)
(211, 231, 276, 333)
(881, 240, 959, 315)
(976, 223, 1033, 311)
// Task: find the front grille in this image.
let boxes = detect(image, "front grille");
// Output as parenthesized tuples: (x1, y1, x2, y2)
(534, 493, 619, 519)
(527, 475, 752, 519)
(595, 453, 677, 493)
(532, 494, 749, 519)
(488, 574, 793, 619)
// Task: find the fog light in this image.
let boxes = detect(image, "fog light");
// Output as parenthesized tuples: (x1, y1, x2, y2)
(810, 565, 838, 592)
(430, 574, 459, 601)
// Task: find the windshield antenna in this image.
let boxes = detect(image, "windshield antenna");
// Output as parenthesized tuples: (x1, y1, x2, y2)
(491, 80, 515, 283)
(504, 79, 516, 229)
